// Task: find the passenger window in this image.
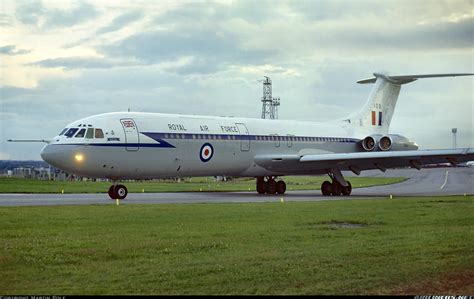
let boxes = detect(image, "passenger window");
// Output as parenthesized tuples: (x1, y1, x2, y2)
(59, 128, 68, 136)
(75, 129, 86, 138)
(85, 128, 94, 139)
(95, 129, 104, 138)
(65, 128, 79, 138)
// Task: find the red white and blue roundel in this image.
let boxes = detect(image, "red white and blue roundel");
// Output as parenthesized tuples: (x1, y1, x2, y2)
(199, 143, 214, 162)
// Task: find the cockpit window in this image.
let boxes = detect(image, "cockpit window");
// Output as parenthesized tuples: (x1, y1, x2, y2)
(95, 128, 104, 138)
(64, 128, 79, 138)
(85, 128, 94, 139)
(75, 129, 86, 138)
(59, 128, 68, 136)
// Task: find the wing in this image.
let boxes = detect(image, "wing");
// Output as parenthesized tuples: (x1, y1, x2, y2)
(254, 148, 474, 175)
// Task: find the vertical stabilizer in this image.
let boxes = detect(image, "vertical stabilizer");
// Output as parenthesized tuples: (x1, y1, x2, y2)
(347, 72, 473, 136)
(350, 73, 401, 135)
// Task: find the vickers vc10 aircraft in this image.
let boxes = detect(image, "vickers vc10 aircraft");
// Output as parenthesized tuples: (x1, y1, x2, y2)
(10, 73, 474, 200)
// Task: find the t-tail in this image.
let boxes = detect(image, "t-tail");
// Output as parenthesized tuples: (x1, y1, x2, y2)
(347, 72, 473, 136)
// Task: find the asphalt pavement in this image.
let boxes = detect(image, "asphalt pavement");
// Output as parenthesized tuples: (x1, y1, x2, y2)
(0, 167, 472, 206)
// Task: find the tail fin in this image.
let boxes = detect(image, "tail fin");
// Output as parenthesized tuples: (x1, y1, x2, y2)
(348, 72, 473, 135)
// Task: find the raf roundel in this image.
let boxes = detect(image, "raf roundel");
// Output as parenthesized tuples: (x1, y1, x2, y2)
(199, 143, 214, 162)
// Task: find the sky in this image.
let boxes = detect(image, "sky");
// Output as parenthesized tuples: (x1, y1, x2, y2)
(0, 0, 472, 160)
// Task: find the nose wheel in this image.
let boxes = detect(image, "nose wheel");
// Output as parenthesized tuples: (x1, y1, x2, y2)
(108, 184, 128, 200)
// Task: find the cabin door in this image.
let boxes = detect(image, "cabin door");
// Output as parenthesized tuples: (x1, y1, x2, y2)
(235, 123, 250, 151)
(120, 118, 139, 151)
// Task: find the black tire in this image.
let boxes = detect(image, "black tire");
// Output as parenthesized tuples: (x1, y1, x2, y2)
(321, 181, 332, 196)
(342, 181, 352, 196)
(115, 184, 128, 200)
(108, 185, 116, 200)
(256, 180, 266, 194)
(266, 180, 277, 194)
(276, 180, 286, 194)
(331, 182, 342, 196)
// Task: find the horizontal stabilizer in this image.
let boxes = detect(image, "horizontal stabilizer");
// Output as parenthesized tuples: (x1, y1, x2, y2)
(357, 73, 474, 85)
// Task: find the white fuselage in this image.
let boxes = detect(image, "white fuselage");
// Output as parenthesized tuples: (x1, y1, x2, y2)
(41, 112, 364, 179)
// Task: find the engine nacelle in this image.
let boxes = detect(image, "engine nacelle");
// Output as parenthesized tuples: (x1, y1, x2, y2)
(377, 134, 418, 151)
(361, 135, 381, 151)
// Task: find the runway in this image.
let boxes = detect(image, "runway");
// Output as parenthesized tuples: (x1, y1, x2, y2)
(0, 167, 472, 206)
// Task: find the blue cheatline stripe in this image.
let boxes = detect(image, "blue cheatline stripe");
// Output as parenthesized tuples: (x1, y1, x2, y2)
(140, 132, 360, 143)
(55, 143, 174, 148)
(54, 133, 360, 148)
(378, 111, 383, 126)
(90, 143, 174, 148)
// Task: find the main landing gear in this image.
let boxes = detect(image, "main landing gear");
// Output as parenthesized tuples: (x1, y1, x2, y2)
(256, 176, 286, 195)
(108, 184, 128, 200)
(321, 169, 352, 196)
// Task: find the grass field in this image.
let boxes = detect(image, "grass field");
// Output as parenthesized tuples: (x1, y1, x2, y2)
(0, 196, 472, 295)
(0, 176, 406, 193)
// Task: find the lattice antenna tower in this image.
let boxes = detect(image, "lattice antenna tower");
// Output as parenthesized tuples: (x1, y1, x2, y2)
(259, 76, 280, 119)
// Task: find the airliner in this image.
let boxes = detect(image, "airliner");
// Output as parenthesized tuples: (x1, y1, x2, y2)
(9, 72, 474, 200)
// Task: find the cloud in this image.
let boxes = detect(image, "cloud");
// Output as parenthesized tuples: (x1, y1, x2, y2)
(63, 10, 144, 48)
(101, 28, 273, 75)
(330, 17, 473, 51)
(0, 86, 35, 99)
(14, 1, 45, 25)
(30, 57, 134, 69)
(96, 10, 143, 35)
(45, 2, 99, 28)
(0, 13, 14, 27)
(0, 45, 31, 55)
(154, 0, 288, 25)
(15, 1, 100, 29)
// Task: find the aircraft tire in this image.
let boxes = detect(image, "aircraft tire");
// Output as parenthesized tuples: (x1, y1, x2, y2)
(256, 180, 266, 194)
(321, 181, 332, 196)
(108, 185, 116, 199)
(266, 180, 277, 194)
(276, 180, 286, 194)
(115, 185, 128, 200)
(342, 181, 352, 196)
(331, 182, 342, 196)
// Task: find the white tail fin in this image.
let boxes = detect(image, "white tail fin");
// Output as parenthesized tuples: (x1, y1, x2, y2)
(348, 72, 473, 135)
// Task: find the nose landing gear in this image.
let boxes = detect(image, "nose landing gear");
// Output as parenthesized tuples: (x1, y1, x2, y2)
(108, 184, 128, 200)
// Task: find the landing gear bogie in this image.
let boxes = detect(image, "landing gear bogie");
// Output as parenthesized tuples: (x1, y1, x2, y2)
(321, 170, 352, 196)
(256, 176, 287, 195)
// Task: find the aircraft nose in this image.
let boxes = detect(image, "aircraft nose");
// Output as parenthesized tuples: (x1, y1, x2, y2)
(41, 144, 71, 170)
(40, 144, 56, 166)
(40, 143, 90, 176)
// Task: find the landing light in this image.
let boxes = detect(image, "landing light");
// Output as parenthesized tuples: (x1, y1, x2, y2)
(75, 153, 84, 162)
